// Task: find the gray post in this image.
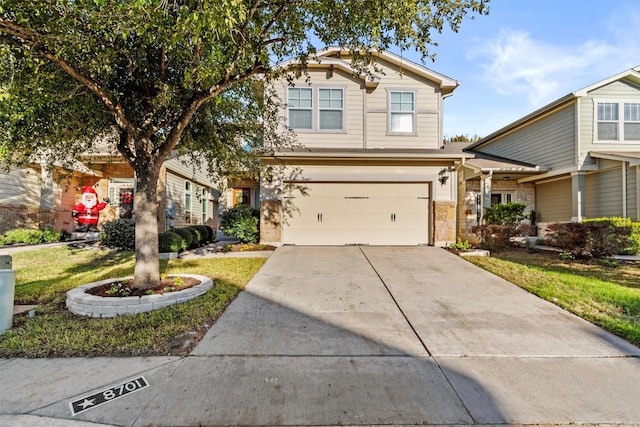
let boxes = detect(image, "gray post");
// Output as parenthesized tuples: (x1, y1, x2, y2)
(0, 255, 16, 333)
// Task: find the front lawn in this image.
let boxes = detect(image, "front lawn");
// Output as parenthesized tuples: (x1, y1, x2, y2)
(0, 246, 266, 358)
(465, 248, 640, 347)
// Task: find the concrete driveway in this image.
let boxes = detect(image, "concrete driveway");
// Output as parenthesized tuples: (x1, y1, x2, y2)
(5, 246, 640, 426)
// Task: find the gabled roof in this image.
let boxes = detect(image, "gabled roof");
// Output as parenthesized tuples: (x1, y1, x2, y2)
(468, 66, 640, 150)
(462, 152, 546, 174)
(277, 47, 459, 94)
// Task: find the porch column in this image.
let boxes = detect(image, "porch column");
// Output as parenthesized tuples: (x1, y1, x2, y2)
(479, 171, 492, 224)
(39, 166, 54, 228)
(570, 171, 586, 222)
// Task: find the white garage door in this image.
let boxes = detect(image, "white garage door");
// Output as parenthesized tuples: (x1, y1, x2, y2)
(282, 182, 430, 245)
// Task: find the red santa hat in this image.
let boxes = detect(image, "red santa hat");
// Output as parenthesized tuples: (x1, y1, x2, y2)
(82, 186, 97, 195)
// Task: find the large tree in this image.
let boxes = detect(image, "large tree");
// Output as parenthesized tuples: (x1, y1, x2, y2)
(0, 0, 489, 289)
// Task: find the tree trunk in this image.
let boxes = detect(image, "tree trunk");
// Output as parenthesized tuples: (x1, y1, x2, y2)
(132, 165, 161, 289)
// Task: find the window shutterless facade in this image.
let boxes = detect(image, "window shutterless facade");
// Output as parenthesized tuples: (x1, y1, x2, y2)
(287, 87, 344, 131)
(596, 101, 640, 141)
(389, 91, 416, 134)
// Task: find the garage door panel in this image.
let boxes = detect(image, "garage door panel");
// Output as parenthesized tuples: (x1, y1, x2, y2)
(282, 182, 430, 245)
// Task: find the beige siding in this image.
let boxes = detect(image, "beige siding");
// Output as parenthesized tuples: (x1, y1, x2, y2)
(164, 171, 210, 228)
(481, 104, 576, 169)
(276, 68, 365, 148)
(0, 167, 41, 207)
(582, 80, 640, 156)
(536, 178, 572, 222)
(164, 157, 216, 187)
(276, 57, 442, 150)
(585, 166, 623, 218)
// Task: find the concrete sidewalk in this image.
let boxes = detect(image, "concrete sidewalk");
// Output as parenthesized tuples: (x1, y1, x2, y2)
(1, 246, 640, 426)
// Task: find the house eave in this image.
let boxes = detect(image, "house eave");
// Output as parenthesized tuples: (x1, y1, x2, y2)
(261, 148, 472, 162)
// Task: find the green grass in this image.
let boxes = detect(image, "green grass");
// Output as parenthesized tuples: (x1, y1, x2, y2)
(466, 249, 640, 347)
(0, 246, 266, 358)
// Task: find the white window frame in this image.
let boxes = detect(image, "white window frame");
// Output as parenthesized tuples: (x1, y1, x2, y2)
(595, 100, 640, 142)
(184, 181, 192, 224)
(287, 86, 345, 132)
(287, 87, 313, 130)
(388, 90, 417, 135)
(317, 88, 344, 131)
(201, 187, 208, 224)
(490, 192, 514, 205)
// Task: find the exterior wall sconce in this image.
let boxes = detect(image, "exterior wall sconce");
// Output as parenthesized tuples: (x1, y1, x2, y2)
(438, 167, 450, 185)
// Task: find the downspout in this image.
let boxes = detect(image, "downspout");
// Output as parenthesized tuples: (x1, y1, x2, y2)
(363, 86, 367, 148)
(622, 161, 627, 218)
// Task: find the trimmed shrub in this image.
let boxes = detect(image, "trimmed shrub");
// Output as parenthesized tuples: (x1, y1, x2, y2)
(191, 225, 211, 245)
(203, 225, 214, 242)
(583, 217, 640, 255)
(100, 219, 136, 250)
(472, 224, 515, 252)
(173, 228, 194, 250)
(546, 221, 632, 259)
(0, 228, 62, 246)
(220, 205, 260, 243)
(158, 231, 183, 253)
(485, 202, 528, 226)
(188, 226, 202, 245)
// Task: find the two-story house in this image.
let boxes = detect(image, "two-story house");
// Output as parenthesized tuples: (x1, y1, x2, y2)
(462, 66, 640, 236)
(259, 48, 468, 246)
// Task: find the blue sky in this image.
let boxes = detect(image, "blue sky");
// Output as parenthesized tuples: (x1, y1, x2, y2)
(395, 0, 640, 139)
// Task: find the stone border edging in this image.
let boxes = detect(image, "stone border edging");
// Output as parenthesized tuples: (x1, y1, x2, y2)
(66, 274, 213, 318)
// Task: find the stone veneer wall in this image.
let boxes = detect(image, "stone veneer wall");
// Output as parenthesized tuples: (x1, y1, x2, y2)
(433, 200, 456, 246)
(0, 206, 55, 234)
(260, 200, 282, 243)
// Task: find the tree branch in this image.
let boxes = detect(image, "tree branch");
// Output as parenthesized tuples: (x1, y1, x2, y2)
(0, 18, 138, 137)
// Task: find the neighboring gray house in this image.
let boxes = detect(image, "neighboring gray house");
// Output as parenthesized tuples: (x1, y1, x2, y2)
(461, 66, 640, 237)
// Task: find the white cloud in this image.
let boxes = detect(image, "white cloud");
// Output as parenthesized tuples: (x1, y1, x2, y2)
(470, 29, 611, 107)
(469, 4, 640, 109)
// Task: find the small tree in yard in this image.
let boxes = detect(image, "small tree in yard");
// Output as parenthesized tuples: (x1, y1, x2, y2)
(0, 0, 489, 289)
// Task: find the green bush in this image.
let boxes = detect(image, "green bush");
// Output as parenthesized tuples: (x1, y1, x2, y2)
(220, 205, 260, 243)
(583, 217, 640, 255)
(0, 228, 62, 245)
(158, 231, 183, 253)
(485, 202, 528, 226)
(100, 219, 136, 251)
(190, 225, 213, 245)
(173, 228, 194, 250)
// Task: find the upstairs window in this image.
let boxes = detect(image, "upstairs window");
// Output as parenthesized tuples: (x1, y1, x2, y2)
(288, 88, 313, 130)
(287, 87, 344, 131)
(597, 102, 619, 140)
(596, 101, 640, 141)
(318, 88, 343, 130)
(389, 91, 416, 134)
(624, 103, 640, 140)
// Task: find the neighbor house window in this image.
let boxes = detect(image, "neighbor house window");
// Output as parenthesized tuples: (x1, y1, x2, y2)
(624, 103, 640, 140)
(287, 87, 344, 131)
(597, 101, 640, 141)
(490, 193, 513, 205)
(389, 91, 416, 133)
(184, 181, 192, 224)
(201, 188, 208, 224)
(288, 88, 312, 130)
(318, 88, 343, 130)
(597, 102, 619, 140)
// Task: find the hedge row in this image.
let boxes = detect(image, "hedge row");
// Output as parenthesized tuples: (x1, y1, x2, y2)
(99, 218, 214, 252)
(546, 217, 640, 258)
(0, 228, 64, 246)
(158, 225, 214, 253)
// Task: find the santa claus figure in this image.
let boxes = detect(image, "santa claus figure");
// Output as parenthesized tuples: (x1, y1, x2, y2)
(72, 186, 110, 232)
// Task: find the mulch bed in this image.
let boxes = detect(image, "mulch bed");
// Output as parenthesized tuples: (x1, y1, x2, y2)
(86, 276, 201, 297)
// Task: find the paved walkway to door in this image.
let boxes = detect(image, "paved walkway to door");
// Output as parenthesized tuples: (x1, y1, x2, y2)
(2, 246, 640, 426)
